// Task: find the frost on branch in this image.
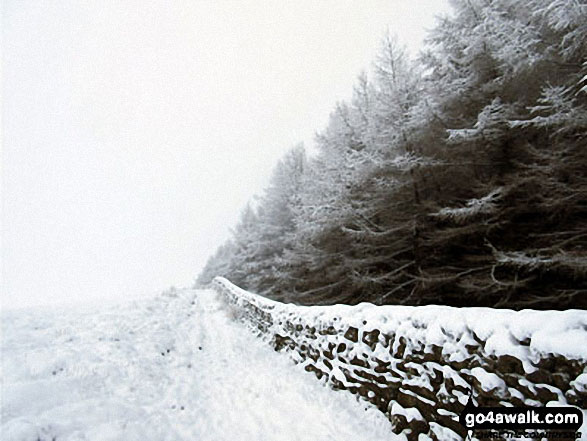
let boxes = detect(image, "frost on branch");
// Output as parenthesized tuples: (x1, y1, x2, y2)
(494, 249, 587, 276)
(446, 98, 515, 144)
(581, 61, 587, 94)
(509, 85, 587, 133)
(432, 188, 502, 224)
(385, 153, 441, 171)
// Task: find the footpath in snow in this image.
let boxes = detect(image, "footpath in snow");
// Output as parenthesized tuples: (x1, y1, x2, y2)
(1, 289, 397, 441)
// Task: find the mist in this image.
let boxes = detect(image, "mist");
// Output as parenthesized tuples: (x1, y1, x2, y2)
(2, 0, 449, 309)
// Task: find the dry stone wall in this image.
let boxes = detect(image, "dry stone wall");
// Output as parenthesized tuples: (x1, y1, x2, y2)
(211, 277, 587, 441)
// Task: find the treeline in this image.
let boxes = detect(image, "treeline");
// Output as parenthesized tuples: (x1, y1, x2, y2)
(198, 0, 587, 309)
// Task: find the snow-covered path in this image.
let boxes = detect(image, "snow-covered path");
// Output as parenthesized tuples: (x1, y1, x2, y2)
(2, 289, 396, 441)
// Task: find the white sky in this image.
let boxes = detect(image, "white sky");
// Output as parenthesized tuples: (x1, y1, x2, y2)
(2, 0, 450, 309)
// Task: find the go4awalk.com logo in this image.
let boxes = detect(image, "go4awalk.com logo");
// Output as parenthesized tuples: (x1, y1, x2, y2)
(459, 391, 583, 439)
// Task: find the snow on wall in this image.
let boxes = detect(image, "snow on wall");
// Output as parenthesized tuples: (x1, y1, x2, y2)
(212, 277, 587, 441)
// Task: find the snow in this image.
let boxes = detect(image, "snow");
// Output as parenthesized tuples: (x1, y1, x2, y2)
(483, 328, 533, 372)
(1, 289, 397, 441)
(389, 402, 423, 422)
(571, 373, 587, 393)
(403, 376, 433, 392)
(468, 367, 507, 393)
(427, 423, 461, 441)
(397, 389, 435, 407)
(214, 278, 587, 368)
(432, 188, 502, 222)
(494, 250, 587, 274)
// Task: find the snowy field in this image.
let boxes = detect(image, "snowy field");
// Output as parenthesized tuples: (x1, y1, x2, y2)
(1, 289, 397, 441)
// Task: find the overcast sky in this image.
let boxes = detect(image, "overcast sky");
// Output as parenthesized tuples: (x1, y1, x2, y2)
(2, 0, 450, 309)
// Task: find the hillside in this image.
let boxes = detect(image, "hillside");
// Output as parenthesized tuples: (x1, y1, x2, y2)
(1, 290, 395, 441)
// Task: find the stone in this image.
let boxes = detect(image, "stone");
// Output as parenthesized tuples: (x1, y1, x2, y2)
(552, 372, 571, 391)
(394, 337, 407, 358)
(350, 356, 369, 368)
(304, 363, 326, 380)
(430, 369, 444, 387)
(565, 389, 586, 407)
(374, 359, 391, 373)
(410, 420, 430, 438)
(344, 326, 359, 343)
(273, 334, 295, 352)
(396, 361, 420, 377)
(422, 345, 443, 362)
(319, 325, 337, 335)
(362, 329, 380, 349)
(402, 382, 437, 402)
(496, 355, 525, 375)
(526, 369, 552, 385)
(390, 413, 408, 433)
(534, 386, 559, 403)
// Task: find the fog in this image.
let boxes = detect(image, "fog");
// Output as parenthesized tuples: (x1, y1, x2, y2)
(2, 0, 449, 309)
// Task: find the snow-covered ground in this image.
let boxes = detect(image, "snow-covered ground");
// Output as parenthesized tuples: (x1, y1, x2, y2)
(1, 289, 397, 441)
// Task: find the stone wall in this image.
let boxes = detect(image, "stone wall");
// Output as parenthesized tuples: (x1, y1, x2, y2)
(211, 277, 587, 440)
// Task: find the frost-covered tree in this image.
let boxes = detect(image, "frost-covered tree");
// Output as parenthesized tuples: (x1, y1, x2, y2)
(196, 240, 236, 286)
(246, 145, 307, 297)
(198, 0, 587, 309)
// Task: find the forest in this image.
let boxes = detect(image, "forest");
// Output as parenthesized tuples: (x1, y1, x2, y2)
(197, 0, 587, 310)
